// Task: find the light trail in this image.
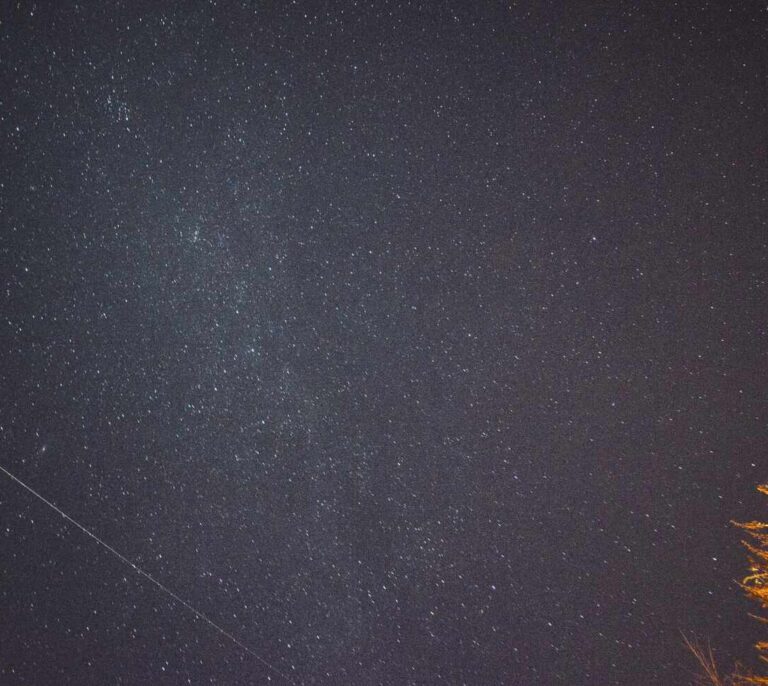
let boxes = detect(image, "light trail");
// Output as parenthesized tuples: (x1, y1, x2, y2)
(0, 463, 296, 684)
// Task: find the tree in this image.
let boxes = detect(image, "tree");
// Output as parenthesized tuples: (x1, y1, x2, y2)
(730, 484, 768, 684)
(686, 484, 768, 685)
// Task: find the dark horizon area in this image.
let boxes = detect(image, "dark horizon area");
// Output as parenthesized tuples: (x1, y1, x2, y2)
(1, 2, 766, 684)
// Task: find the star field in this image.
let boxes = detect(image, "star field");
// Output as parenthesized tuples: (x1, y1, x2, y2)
(1, 2, 766, 684)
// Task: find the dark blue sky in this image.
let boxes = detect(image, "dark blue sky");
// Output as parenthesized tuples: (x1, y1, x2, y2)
(1, 2, 766, 684)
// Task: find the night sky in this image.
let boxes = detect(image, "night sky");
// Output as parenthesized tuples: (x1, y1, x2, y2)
(0, 2, 766, 684)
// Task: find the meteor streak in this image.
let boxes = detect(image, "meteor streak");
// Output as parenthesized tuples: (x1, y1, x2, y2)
(0, 463, 295, 684)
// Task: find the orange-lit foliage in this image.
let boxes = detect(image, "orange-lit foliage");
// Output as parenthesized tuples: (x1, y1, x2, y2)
(686, 484, 768, 685)
(731, 484, 768, 684)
